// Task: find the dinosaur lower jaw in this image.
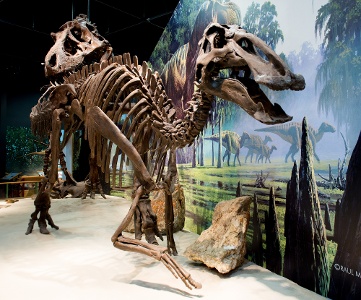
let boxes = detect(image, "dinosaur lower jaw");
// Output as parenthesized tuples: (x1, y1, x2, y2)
(197, 71, 292, 124)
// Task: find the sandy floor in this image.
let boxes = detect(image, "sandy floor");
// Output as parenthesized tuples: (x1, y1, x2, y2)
(0, 196, 327, 300)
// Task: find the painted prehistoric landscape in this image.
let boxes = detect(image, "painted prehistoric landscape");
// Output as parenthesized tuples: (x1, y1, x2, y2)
(147, 0, 361, 298)
(4, 0, 361, 299)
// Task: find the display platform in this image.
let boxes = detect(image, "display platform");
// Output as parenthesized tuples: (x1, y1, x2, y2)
(0, 195, 327, 300)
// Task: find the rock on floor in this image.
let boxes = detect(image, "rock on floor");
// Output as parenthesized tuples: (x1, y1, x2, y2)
(184, 196, 251, 274)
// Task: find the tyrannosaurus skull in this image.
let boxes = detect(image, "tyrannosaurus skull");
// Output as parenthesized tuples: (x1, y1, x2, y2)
(196, 23, 305, 124)
(44, 15, 111, 79)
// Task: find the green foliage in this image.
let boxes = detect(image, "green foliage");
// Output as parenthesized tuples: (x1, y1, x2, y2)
(243, 1, 284, 50)
(315, 0, 361, 147)
(6, 126, 46, 174)
(241, 1, 288, 107)
(149, 0, 204, 71)
(150, 28, 172, 71)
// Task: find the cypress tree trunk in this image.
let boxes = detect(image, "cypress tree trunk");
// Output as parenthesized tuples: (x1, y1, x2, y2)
(283, 161, 299, 282)
(328, 131, 361, 300)
(296, 117, 329, 296)
(211, 125, 215, 166)
(333, 198, 341, 243)
(199, 134, 204, 166)
(324, 202, 332, 231)
(251, 193, 263, 266)
(236, 181, 242, 197)
(265, 186, 282, 275)
(192, 143, 196, 168)
(217, 115, 222, 168)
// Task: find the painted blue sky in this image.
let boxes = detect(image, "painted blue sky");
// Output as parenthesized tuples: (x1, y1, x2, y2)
(234, 0, 328, 54)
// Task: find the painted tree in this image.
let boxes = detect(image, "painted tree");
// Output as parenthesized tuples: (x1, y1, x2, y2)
(209, 107, 216, 166)
(251, 193, 263, 266)
(333, 198, 341, 243)
(265, 186, 282, 275)
(328, 131, 361, 300)
(315, 0, 361, 148)
(295, 117, 329, 296)
(6, 126, 45, 174)
(150, 0, 204, 71)
(324, 202, 332, 231)
(243, 1, 284, 50)
(197, 134, 204, 166)
(236, 181, 242, 197)
(242, 1, 290, 109)
(214, 96, 236, 168)
(283, 161, 299, 283)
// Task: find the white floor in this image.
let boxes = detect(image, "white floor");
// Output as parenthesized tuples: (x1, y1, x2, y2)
(0, 196, 327, 300)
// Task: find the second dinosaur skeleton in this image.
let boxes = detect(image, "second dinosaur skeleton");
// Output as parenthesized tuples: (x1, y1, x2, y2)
(26, 16, 305, 289)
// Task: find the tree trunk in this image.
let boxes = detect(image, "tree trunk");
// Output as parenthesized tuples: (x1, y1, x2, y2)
(333, 198, 342, 243)
(217, 116, 223, 168)
(236, 181, 242, 197)
(251, 193, 263, 266)
(283, 161, 299, 282)
(191, 143, 196, 168)
(328, 131, 361, 300)
(324, 202, 332, 231)
(296, 117, 329, 296)
(211, 125, 215, 166)
(199, 134, 204, 166)
(265, 186, 282, 275)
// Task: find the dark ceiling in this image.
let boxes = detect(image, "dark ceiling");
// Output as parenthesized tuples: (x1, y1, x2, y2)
(0, 0, 179, 90)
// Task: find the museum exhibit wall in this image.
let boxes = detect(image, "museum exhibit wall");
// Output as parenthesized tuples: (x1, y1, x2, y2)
(148, 0, 361, 299)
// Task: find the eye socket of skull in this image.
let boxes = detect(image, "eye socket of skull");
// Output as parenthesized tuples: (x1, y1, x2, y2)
(237, 38, 256, 55)
(205, 25, 226, 46)
(213, 32, 226, 49)
(64, 36, 80, 55)
(73, 22, 93, 44)
(202, 38, 211, 53)
(70, 23, 84, 42)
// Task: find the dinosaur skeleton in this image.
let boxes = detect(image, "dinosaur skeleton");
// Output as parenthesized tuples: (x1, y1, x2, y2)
(25, 16, 305, 289)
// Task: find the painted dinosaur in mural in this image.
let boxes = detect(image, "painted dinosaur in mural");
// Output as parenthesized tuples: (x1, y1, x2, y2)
(204, 131, 250, 166)
(257, 144, 277, 163)
(255, 121, 335, 162)
(26, 15, 305, 289)
(243, 134, 273, 163)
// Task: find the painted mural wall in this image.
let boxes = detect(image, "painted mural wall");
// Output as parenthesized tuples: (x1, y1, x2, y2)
(149, 0, 361, 298)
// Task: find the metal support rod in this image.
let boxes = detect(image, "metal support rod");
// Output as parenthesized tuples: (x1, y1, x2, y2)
(71, 0, 74, 19)
(87, 0, 90, 20)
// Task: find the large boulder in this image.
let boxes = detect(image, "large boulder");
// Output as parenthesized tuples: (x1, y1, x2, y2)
(184, 196, 251, 274)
